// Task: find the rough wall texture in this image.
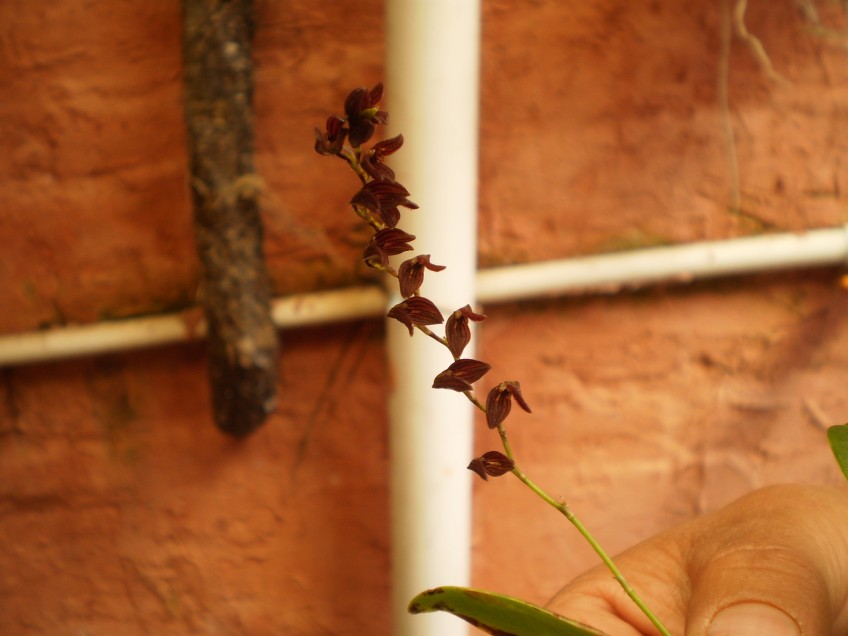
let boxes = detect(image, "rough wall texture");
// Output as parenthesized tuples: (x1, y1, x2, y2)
(1, 0, 847, 634)
(473, 271, 848, 602)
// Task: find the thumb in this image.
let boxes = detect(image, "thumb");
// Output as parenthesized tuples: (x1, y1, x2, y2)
(683, 485, 848, 636)
(705, 603, 799, 636)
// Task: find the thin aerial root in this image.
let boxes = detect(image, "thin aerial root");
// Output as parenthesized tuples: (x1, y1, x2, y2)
(733, 0, 791, 85)
(719, 0, 741, 215)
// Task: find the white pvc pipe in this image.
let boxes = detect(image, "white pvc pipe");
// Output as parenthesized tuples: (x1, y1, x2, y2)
(0, 286, 386, 367)
(2, 228, 847, 368)
(477, 226, 848, 304)
(0, 311, 204, 367)
(385, 1, 481, 635)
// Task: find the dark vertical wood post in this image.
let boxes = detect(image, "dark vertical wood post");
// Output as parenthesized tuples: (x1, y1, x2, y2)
(182, 0, 277, 436)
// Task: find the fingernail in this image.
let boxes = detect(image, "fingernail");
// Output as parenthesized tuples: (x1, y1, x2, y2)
(707, 602, 801, 636)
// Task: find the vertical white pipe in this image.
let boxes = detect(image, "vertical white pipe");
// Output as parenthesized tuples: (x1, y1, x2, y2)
(385, 2, 480, 635)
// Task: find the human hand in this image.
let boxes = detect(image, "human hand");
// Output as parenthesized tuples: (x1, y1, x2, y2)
(547, 484, 848, 636)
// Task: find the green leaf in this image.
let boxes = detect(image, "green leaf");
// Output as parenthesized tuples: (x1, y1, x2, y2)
(827, 424, 848, 482)
(408, 586, 608, 636)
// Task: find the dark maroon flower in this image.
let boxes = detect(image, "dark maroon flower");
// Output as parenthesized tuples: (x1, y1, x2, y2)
(350, 186, 382, 222)
(445, 305, 487, 358)
(350, 180, 418, 228)
(361, 153, 394, 182)
(485, 381, 531, 429)
(398, 254, 446, 298)
(432, 359, 492, 392)
(362, 243, 387, 269)
(387, 296, 444, 336)
(344, 83, 388, 147)
(361, 134, 404, 182)
(314, 115, 348, 156)
(362, 228, 416, 269)
(467, 451, 515, 481)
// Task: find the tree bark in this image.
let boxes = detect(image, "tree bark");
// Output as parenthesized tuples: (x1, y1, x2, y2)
(182, 0, 277, 436)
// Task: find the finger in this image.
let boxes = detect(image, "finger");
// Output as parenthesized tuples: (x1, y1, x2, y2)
(546, 588, 654, 636)
(547, 532, 689, 636)
(682, 484, 848, 636)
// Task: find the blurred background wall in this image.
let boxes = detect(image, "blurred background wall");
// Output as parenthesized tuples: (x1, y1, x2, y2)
(1, 1, 847, 634)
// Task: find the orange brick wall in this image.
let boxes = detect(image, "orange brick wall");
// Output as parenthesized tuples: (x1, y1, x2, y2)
(2, 1, 847, 633)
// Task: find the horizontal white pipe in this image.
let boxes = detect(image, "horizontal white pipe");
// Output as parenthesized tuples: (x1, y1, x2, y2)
(477, 225, 848, 304)
(1, 226, 846, 367)
(0, 311, 204, 368)
(0, 286, 386, 367)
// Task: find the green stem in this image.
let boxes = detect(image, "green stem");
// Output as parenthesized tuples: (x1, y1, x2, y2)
(329, 115, 671, 635)
(415, 324, 449, 347)
(351, 200, 385, 231)
(497, 425, 672, 636)
(462, 390, 486, 411)
(340, 146, 369, 183)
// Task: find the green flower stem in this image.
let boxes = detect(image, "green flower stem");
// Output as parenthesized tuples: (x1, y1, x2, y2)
(415, 324, 449, 347)
(341, 146, 369, 183)
(496, 424, 673, 636)
(328, 111, 672, 636)
(352, 203, 385, 231)
(462, 390, 486, 412)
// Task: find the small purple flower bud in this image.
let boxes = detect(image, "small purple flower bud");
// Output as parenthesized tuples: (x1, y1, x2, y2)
(398, 255, 446, 298)
(485, 381, 531, 429)
(467, 451, 515, 481)
(445, 305, 487, 358)
(366, 181, 418, 210)
(372, 134, 404, 156)
(350, 181, 418, 228)
(362, 133, 405, 181)
(314, 114, 348, 156)
(362, 228, 416, 269)
(326, 114, 345, 140)
(361, 152, 396, 182)
(432, 359, 492, 392)
(371, 228, 416, 254)
(344, 83, 387, 146)
(387, 296, 444, 335)
(350, 187, 381, 215)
